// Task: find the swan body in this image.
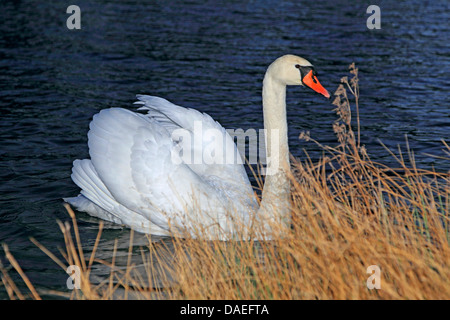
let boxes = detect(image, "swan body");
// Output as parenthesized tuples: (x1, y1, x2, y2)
(65, 54, 330, 240)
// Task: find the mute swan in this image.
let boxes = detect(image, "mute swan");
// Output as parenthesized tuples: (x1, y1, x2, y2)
(64, 54, 330, 240)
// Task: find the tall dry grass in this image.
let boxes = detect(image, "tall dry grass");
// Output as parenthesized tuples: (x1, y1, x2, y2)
(1, 63, 449, 299)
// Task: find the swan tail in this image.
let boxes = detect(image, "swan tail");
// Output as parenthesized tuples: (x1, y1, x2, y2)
(66, 159, 122, 221)
(65, 158, 170, 235)
(71, 160, 114, 208)
(64, 194, 123, 225)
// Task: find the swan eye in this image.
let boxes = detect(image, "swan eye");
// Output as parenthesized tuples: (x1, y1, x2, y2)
(295, 64, 301, 69)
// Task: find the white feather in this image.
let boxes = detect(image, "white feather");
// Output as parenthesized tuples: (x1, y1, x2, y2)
(67, 102, 257, 239)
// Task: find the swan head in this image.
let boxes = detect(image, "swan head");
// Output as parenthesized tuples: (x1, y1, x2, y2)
(267, 54, 330, 99)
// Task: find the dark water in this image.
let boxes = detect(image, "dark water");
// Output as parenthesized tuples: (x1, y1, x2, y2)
(0, 0, 449, 298)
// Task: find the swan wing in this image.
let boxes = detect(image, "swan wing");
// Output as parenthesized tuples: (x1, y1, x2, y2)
(86, 107, 234, 236)
(134, 95, 257, 209)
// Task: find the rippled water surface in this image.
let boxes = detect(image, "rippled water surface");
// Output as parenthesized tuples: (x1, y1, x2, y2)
(0, 0, 449, 297)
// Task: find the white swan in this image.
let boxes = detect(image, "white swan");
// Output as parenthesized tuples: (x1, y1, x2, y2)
(64, 54, 330, 240)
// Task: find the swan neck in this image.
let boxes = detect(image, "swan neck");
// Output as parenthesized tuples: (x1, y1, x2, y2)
(257, 72, 291, 234)
(262, 74, 289, 169)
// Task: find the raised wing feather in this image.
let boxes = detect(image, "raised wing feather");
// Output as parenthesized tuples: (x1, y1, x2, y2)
(134, 95, 257, 210)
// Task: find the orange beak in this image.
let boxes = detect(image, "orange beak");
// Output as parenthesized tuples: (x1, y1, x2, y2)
(302, 70, 330, 99)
